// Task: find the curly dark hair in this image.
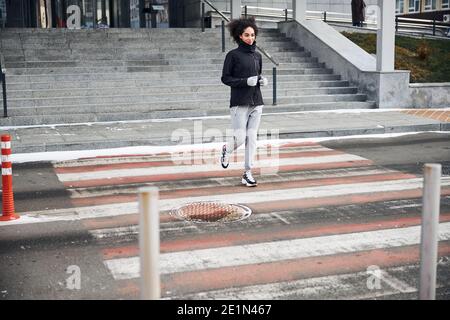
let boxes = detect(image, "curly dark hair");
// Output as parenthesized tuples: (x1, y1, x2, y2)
(227, 17, 259, 43)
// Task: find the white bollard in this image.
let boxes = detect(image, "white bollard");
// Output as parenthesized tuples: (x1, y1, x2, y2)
(419, 164, 441, 300)
(139, 187, 161, 300)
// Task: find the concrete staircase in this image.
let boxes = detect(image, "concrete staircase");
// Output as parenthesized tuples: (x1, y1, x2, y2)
(0, 28, 375, 126)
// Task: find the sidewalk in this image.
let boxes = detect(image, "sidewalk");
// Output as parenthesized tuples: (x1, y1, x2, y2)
(1, 109, 449, 154)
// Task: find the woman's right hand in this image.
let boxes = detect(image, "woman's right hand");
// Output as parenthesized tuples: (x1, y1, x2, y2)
(259, 76, 269, 86)
(247, 76, 258, 87)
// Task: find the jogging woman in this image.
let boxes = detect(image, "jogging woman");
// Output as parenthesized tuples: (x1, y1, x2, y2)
(220, 17, 268, 187)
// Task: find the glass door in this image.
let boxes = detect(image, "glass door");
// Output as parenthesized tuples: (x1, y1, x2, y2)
(153, 0, 168, 28)
(82, 0, 95, 28)
(144, 0, 168, 28)
(96, 0, 109, 27)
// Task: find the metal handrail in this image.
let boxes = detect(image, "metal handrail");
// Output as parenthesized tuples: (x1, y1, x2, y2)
(210, 5, 450, 38)
(0, 52, 5, 74)
(399, 16, 450, 25)
(396, 16, 450, 36)
(0, 50, 7, 118)
(203, 0, 229, 22)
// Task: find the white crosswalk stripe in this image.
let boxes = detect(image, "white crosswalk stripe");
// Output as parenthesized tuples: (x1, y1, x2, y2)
(104, 223, 450, 280)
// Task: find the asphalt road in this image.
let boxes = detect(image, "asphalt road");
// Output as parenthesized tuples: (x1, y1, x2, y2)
(0, 132, 449, 300)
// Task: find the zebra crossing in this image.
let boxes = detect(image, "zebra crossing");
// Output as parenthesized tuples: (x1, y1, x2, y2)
(3, 140, 450, 299)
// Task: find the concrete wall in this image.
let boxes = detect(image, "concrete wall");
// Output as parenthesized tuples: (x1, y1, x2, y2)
(409, 83, 450, 108)
(278, 19, 412, 108)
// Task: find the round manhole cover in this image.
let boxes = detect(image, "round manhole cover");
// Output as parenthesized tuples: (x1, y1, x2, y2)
(170, 201, 252, 223)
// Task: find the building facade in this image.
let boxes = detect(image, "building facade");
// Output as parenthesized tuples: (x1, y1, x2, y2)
(0, 0, 170, 28)
(1, 0, 448, 28)
(394, 0, 450, 20)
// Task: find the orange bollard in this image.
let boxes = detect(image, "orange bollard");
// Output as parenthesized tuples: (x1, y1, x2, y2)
(0, 135, 19, 221)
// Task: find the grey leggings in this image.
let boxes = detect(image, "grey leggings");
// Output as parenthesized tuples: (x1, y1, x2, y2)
(226, 105, 263, 171)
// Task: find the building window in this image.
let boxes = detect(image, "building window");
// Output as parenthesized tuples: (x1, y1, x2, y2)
(396, 0, 405, 14)
(442, 0, 450, 9)
(409, 0, 420, 12)
(424, 0, 437, 11)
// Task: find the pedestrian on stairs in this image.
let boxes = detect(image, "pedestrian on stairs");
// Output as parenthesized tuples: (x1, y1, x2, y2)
(351, 0, 366, 27)
(220, 17, 269, 187)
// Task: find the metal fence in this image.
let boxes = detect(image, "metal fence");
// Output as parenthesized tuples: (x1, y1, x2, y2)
(207, 5, 450, 38)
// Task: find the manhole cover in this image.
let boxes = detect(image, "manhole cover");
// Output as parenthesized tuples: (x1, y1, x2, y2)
(170, 201, 252, 223)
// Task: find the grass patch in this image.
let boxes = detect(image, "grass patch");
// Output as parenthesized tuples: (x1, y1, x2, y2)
(341, 32, 450, 83)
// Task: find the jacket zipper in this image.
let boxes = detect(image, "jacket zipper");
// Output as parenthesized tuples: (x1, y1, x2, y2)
(251, 53, 258, 106)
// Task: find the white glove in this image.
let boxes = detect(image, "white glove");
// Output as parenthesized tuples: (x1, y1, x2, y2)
(247, 76, 258, 87)
(259, 76, 269, 86)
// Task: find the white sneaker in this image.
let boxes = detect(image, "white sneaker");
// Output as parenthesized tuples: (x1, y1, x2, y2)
(220, 145, 229, 169)
(242, 171, 257, 187)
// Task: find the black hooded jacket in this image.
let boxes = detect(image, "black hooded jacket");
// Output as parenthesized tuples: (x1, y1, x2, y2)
(221, 39, 264, 107)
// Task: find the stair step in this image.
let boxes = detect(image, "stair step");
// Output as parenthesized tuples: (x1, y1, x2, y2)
(6, 62, 325, 75)
(5, 50, 312, 62)
(2, 93, 367, 108)
(10, 44, 302, 56)
(3, 34, 288, 44)
(6, 86, 358, 99)
(4, 57, 318, 68)
(7, 74, 342, 90)
(9, 40, 299, 51)
(7, 78, 347, 91)
(6, 68, 333, 84)
(5, 56, 318, 68)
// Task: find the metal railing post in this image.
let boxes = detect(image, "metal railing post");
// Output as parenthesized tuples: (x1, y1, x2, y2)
(221, 20, 226, 53)
(244, 5, 247, 18)
(433, 17, 436, 36)
(285, 8, 288, 21)
(395, 16, 398, 32)
(1, 72, 7, 118)
(0, 58, 7, 118)
(201, 1, 205, 32)
(272, 67, 277, 106)
(324, 11, 327, 22)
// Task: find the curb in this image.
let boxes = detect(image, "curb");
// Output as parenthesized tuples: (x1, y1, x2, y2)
(8, 122, 450, 154)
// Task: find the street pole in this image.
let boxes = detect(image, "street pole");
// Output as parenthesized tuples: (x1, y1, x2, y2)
(419, 163, 441, 300)
(139, 187, 160, 300)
